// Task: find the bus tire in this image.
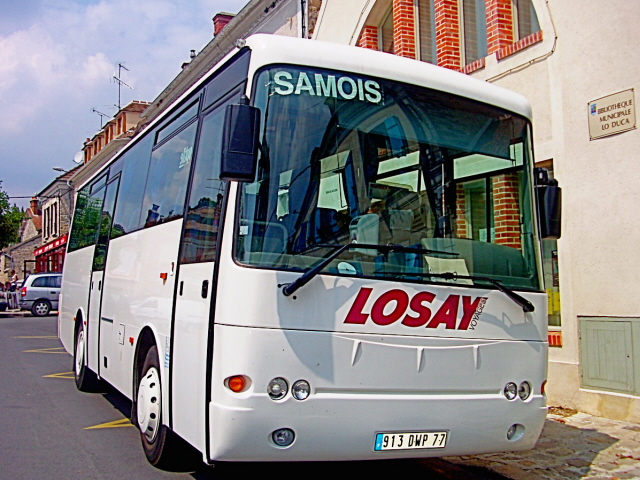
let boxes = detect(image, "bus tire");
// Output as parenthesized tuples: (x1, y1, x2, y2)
(74, 323, 101, 392)
(136, 345, 176, 467)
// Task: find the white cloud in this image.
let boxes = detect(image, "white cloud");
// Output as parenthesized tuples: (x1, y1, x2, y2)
(0, 0, 247, 206)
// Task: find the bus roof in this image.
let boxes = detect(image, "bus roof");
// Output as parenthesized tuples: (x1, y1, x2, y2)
(244, 34, 532, 120)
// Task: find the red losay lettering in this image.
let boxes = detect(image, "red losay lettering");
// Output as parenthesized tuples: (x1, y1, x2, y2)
(457, 296, 483, 330)
(344, 287, 373, 324)
(401, 291, 435, 327)
(426, 295, 460, 329)
(371, 289, 409, 325)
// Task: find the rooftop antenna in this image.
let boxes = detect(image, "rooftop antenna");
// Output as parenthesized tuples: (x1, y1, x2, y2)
(112, 62, 132, 110)
(91, 108, 110, 128)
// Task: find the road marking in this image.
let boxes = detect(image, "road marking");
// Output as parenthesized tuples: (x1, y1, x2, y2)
(23, 346, 67, 354)
(85, 418, 134, 429)
(44, 371, 74, 379)
(14, 336, 59, 339)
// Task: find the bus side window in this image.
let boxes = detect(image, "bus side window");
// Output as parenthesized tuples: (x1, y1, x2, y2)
(68, 183, 106, 251)
(180, 97, 237, 264)
(142, 121, 198, 228)
(111, 135, 153, 236)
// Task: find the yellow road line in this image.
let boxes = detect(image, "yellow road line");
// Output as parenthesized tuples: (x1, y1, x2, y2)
(23, 347, 67, 354)
(44, 371, 74, 379)
(85, 418, 134, 429)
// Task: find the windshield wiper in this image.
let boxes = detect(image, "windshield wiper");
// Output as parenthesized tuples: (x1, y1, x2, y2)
(281, 242, 457, 297)
(428, 272, 535, 313)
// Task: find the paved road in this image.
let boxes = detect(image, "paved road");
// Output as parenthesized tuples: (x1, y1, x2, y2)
(0, 313, 505, 479)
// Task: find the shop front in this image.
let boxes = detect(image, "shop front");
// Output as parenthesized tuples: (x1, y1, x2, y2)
(34, 234, 68, 273)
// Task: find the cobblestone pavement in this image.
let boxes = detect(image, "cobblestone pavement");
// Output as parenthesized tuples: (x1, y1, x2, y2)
(444, 407, 640, 479)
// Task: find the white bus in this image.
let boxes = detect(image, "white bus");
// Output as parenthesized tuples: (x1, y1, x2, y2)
(59, 34, 561, 467)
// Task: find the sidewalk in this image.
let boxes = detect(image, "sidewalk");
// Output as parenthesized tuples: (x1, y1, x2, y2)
(444, 406, 640, 479)
(0, 308, 29, 316)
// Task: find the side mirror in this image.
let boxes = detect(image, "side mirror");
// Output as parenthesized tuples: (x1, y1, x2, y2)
(220, 102, 260, 182)
(535, 168, 562, 240)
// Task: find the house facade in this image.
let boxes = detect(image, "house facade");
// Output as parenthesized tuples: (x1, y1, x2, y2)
(312, 0, 640, 421)
(34, 167, 79, 274)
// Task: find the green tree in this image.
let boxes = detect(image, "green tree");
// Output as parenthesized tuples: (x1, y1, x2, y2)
(0, 182, 24, 249)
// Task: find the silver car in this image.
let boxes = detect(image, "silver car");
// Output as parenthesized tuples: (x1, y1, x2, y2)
(19, 273, 62, 316)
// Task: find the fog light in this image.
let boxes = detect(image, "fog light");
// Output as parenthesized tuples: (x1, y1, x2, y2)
(504, 382, 517, 400)
(292, 380, 310, 401)
(268, 377, 288, 400)
(272, 428, 295, 447)
(507, 423, 525, 441)
(518, 381, 532, 401)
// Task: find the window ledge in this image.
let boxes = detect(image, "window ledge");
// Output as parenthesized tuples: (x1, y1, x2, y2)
(548, 330, 563, 347)
(496, 30, 543, 61)
(459, 57, 486, 75)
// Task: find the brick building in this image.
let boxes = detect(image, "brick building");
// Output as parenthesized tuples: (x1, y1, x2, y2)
(312, 0, 640, 421)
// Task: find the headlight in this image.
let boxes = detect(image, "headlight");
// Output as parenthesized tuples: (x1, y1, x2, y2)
(518, 381, 532, 401)
(268, 377, 288, 400)
(292, 380, 310, 401)
(504, 382, 517, 400)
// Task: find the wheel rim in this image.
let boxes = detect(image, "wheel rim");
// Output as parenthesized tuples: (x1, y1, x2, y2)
(74, 330, 85, 376)
(137, 367, 161, 443)
(34, 302, 48, 315)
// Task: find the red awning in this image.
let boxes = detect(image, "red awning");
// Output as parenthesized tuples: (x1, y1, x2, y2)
(34, 234, 68, 257)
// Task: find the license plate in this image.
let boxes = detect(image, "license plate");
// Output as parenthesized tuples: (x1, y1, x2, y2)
(374, 431, 448, 451)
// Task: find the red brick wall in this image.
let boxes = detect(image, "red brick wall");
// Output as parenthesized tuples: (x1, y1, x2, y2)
(456, 184, 469, 238)
(358, 25, 379, 50)
(493, 173, 522, 250)
(486, 0, 515, 54)
(434, 0, 462, 70)
(393, 0, 416, 59)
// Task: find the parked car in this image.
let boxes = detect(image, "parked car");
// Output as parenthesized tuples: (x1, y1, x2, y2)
(20, 273, 62, 316)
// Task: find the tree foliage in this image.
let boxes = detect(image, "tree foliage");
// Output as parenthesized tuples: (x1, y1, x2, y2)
(0, 182, 24, 249)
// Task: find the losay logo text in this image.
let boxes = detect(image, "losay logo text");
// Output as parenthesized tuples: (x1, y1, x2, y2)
(344, 288, 487, 330)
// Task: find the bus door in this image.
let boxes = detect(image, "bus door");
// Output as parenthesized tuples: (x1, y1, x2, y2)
(170, 97, 234, 451)
(86, 176, 120, 378)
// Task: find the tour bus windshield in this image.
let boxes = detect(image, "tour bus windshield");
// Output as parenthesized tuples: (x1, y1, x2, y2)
(236, 65, 540, 291)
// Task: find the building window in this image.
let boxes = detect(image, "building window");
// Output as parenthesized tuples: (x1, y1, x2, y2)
(416, 0, 436, 64)
(513, 0, 540, 40)
(460, 0, 487, 65)
(379, 8, 394, 53)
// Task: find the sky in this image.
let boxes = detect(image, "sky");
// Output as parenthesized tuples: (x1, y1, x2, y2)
(0, 0, 248, 209)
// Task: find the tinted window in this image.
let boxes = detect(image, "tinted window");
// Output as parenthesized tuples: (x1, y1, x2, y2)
(32, 277, 47, 287)
(68, 184, 105, 251)
(156, 100, 199, 145)
(142, 121, 198, 227)
(111, 135, 153, 237)
(203, 48, 250, 110)
(180, 98, 237, 263)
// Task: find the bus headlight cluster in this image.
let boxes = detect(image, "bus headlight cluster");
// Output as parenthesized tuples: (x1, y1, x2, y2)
(503, 381, 532, 401)
(268, 377, 310, 401)
(268, 378, 288, 400)
(292, 380, 310, 400)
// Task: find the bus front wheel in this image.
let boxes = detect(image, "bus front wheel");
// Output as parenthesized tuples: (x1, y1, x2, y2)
(74, 323, 101, 392)
(137, 346, 172, 467)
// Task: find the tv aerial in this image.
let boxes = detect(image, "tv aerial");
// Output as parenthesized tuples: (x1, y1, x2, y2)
(112, 62, 132, 110)
(91, 107, 110, 128)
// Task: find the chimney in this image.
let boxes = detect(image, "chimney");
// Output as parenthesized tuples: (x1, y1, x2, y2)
(30, 197, 40, 216)
(213, 13, 234, 36)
